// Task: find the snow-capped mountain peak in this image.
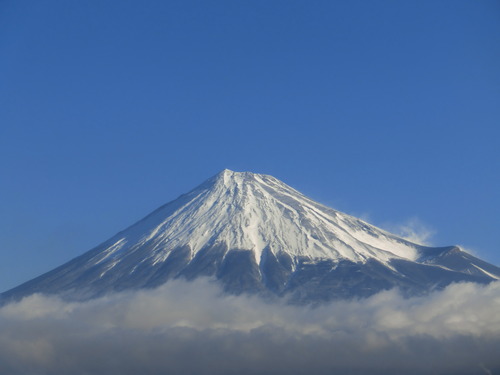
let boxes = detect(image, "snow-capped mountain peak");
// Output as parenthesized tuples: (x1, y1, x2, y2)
(95, 169, 420, 271)
(4, 169, 499, 304)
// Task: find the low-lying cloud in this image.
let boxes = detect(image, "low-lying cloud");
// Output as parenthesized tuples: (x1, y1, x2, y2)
(1, 279, 500, 375)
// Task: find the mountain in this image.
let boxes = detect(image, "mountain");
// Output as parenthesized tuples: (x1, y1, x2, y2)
(2, 169, 499, 304)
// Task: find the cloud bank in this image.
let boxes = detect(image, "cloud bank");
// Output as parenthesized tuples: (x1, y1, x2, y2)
(1, 279, 499, 375)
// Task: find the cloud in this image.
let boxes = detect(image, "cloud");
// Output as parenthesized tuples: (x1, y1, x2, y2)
(383, 217, 435, 245)
(1, 279, 500, 374)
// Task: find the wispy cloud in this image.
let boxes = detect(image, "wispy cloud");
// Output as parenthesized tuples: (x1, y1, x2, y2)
(0, 279, 499, 374)
(382, 217, 435, 245)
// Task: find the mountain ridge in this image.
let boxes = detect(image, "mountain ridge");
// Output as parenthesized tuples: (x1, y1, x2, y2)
(2, 169, 499, 304)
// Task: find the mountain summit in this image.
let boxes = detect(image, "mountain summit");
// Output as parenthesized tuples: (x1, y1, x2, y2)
(3, 170, 499, 303)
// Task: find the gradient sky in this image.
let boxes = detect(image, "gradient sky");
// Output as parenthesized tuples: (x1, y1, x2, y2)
(0, 0, 499, 291)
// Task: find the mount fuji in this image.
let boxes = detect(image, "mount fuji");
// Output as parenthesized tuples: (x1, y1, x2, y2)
(3, 169, 499, 304)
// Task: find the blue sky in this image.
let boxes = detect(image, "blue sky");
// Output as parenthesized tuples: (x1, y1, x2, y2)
(0, 0, 499, 291)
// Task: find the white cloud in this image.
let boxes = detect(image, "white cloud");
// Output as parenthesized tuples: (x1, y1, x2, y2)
(383, 217, 435, 245)
(0, 279, 499, 374)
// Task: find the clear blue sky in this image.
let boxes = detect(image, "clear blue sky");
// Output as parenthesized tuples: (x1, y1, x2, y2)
(1, 0, 499, 291)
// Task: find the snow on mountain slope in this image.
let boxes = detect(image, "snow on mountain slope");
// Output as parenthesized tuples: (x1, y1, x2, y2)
(3, 169, 499, 303)
(92, 169, 421, 275)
